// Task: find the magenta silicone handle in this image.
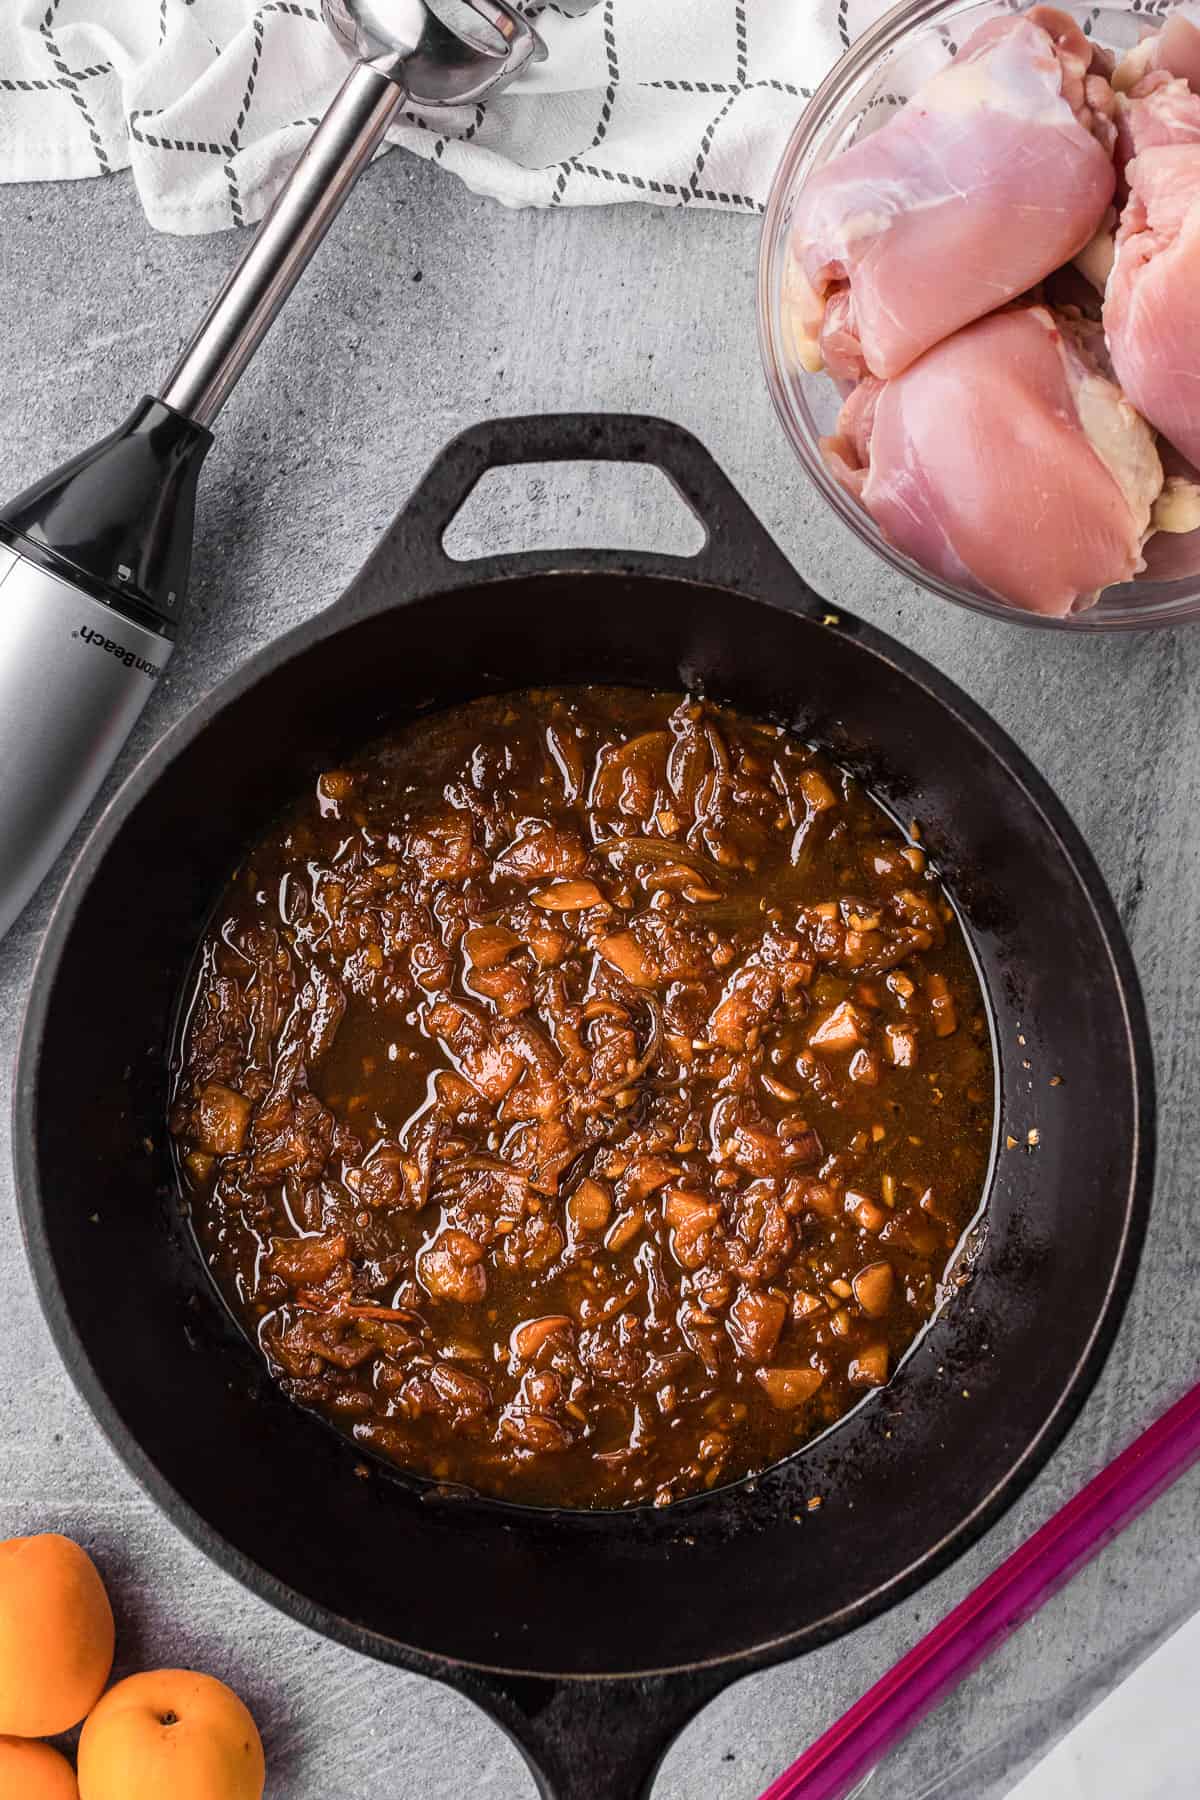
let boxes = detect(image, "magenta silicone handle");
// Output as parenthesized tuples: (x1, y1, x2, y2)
(761, 1379, 1200, 1800)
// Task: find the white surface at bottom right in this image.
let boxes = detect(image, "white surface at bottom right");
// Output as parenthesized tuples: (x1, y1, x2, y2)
(1004, 1610, 1200, 1800)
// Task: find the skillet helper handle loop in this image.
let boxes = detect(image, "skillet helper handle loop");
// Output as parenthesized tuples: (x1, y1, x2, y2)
(370, 411, 811, 600)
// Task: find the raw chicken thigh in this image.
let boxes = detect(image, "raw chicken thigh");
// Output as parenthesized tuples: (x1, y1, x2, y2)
(1114, 64, 1200, 166)
(822, 307, 1162, 616)
(1113, 14, 1200, 100)
(787, 6, 1117, 381)
(1105, 66, 1200, 467)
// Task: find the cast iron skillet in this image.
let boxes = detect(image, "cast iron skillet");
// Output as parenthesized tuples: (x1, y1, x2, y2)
(15, 415, 1153, 1799)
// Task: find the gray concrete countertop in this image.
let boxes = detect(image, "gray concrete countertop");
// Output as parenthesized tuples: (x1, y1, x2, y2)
(1, 153, 1197, 1800)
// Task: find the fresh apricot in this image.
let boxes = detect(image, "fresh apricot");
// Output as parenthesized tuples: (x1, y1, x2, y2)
(78, 1670, 265, 1800)
(0, 1535, 114, 1736)
(0, 1736, 80, 1799)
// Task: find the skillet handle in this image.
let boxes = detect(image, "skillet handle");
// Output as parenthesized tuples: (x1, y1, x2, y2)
(333, 412, 810, 610)
(450, 1665, 735, 1800)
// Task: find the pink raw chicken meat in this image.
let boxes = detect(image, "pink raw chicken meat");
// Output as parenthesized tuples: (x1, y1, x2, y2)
(1114, 67, 1200, 168)
(1105, 68, 1200, 467)
(1113, 14, 1200, 102)
(822, 307, 1162, 616)
(787, 5, 1117, 381)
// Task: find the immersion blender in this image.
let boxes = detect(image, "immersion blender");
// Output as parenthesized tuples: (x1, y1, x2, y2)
(0, 0, 545, 940)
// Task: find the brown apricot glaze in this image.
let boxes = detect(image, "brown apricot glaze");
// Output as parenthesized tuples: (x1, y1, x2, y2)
(170, 688, 993, 1508)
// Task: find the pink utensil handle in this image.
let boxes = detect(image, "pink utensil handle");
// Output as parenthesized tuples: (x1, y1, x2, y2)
(761, 1380, 1200, 1800)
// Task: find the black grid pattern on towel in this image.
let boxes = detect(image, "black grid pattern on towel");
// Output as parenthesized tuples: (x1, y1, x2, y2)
(1, 0, 827, 228)
(126, 1, 325, 227)
(546, 0, 813, 213)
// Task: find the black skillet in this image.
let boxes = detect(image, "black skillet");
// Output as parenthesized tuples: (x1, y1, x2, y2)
(14, 415, 1154, 1798)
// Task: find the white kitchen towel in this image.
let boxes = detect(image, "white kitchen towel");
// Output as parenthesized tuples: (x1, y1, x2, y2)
(0, 0, 887, 235)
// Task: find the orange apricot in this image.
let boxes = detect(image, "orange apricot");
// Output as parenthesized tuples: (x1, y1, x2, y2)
(0, 1535, 114, 1736)
(0, 1736, 80, 1799)
(78, 1670, 265, 1800)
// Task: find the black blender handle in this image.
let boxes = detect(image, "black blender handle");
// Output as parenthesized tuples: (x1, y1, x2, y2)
(449, 1662, 739, 1800)
(333, 411, 819, 613)
(0, 397, 212, 635)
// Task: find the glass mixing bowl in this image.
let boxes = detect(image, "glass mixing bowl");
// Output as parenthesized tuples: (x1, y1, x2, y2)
(757, 0, 1200, 631)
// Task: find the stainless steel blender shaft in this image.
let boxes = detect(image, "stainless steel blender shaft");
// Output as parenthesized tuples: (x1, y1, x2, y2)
(161, 0, 547, 427)
(161, 61, 406, 428)
(0, 0, 546, 942)
(0, 58, 408, 944)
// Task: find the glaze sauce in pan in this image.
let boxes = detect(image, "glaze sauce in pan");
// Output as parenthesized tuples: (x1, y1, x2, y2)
(170, 688, 993, 1507)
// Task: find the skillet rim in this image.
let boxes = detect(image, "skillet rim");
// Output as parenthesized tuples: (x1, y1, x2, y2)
(11, 555, 1155, 1683)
